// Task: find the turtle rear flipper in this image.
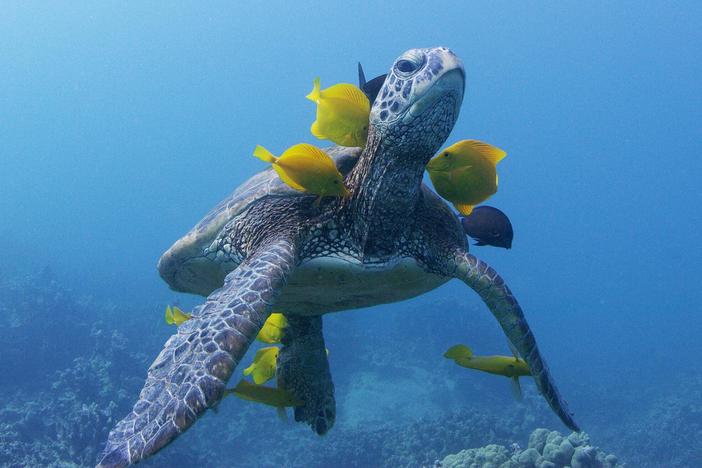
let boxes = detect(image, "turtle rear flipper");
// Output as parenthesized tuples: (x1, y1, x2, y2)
(97, 238, 298, 467)
(277, 315, 335, 435)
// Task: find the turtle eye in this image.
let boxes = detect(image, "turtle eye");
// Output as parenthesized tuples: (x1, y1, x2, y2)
(394, 51, 425, 77)
(396, 59, 418, 73)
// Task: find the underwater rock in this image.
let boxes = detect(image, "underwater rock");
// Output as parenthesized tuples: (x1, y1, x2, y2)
(441, 444, 516, 468)
(527, 428, 550, 453)
(438, 428, 622, 468)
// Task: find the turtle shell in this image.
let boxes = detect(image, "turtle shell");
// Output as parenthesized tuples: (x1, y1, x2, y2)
(156, 146, 361, 291)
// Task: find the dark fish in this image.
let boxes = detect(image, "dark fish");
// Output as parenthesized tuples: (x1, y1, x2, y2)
(358, 62, 387, 105)
(460, 206, 514, 249)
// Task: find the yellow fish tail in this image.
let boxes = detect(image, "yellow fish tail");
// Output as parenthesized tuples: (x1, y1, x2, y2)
(455, 203, 474, 215)
(254, 145, 277, 163)
(171, 306, 192, 325)
(165, 306, 174, 325)
(306, 77, 321, 103)
(444, 344, 473, 360)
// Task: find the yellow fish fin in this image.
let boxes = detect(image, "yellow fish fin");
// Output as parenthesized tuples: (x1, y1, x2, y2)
(306, 77, 321, 103)
(310, 120, 324, 139)
(256, 313, 288, 343)
(268, 313, 288, 330)
(247, 346, 279, 385)
(165, 306, 174, 325)
(323, 83, 370, 110)
(285, 143, 336, 169)
(463, 140, 506, 166)
(253, 145, 277, 163)
(272, 165, 306, 192)
(511, 376, 523, 401)
(444, 344, 473, 360)
(172, 306, 192, 326)
(455, 203, 474, 215)
(507, 340, 520, 360)
(252, 371, 270, 385)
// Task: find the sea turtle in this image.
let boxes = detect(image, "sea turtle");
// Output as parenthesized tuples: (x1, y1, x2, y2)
(98, 47, 579, 467)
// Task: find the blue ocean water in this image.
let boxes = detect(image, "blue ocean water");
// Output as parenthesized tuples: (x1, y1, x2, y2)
(1, 2, 701, 467)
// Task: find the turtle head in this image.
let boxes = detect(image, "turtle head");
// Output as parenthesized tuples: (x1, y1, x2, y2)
(370, 47, 465, 158)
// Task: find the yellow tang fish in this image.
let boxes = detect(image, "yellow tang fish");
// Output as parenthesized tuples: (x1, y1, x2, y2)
(306, 78, 370, 148)
(254, 144, 350, 201)
(243, 346, 279, 385)
(256, 313, 288, 344)
(224, 379, 302, 420)
(164, 305, 191, 326)
(444, 344, 530, 400)
(426, 140, 506, 215)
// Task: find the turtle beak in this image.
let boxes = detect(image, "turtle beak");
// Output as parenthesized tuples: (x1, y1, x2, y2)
(404, 67, 465, 124)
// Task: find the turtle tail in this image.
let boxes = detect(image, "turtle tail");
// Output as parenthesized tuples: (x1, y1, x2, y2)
(453, 251, 580, 432)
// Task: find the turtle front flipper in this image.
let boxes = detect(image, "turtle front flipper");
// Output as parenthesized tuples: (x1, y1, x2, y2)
(447, 250, 580, 432)
(277, 315, 335, 435)
(97, 238, 298, 467)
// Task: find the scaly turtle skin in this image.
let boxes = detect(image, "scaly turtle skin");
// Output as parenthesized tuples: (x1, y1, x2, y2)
(98, 47, 579, 467)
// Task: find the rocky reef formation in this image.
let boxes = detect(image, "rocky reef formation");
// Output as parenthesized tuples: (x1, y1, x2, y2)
(440, 428, 621, 468)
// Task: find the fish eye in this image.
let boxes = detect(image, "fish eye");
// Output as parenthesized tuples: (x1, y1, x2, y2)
(444, 152, 450, 157)
(492, 230, 500, 237)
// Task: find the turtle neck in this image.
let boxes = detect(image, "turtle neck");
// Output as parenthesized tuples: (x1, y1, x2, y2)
(342, 125, 431, 259)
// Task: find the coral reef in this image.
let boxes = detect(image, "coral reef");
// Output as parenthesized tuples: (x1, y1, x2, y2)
(440, 428, 621, 468)
(2, 268, 702, 467)
(593, 372, 702, 467)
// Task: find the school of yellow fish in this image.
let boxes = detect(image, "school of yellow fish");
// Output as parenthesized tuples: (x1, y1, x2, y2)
(162, 67, 524, 413)
(164, 308, 297, 411)
(250, 75, 507, 215)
